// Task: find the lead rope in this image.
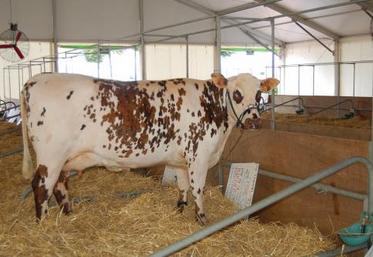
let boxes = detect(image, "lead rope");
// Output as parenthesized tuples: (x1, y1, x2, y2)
(226, 91, 245, 128)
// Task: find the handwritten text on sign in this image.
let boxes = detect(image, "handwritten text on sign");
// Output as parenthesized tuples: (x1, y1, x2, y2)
(225, 163, 259, 209)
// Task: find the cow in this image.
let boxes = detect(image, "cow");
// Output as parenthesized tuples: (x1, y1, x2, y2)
(20, 72, 279, 224)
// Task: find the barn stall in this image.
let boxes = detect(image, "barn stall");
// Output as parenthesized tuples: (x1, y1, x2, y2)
(0, 0, 373, 256)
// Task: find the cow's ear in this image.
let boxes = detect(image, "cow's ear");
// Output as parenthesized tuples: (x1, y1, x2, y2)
(260, 78, 280, 92)
(211, 73, 227, 89)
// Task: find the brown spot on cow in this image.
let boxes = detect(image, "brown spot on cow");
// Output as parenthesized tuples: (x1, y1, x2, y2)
(80, 124, 86, 130)
(66, 90, 74, 100)
(37, 121, 44, 126)
(41, 107, 46, 117)
(32, 164, 48, 220)
(53, 172, 71, 214)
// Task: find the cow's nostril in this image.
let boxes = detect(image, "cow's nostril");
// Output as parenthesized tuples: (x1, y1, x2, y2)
(253, 113, 258, 119)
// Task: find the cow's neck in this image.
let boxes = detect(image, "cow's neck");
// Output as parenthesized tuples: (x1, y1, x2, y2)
(225, 90, 243, 129)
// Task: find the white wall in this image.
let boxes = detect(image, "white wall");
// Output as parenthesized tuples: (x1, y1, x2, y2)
(340, 35, 373, 97)
(282, 39, 335, 96)
(283, 36, 373, 97)
(145, 44, 213, 80)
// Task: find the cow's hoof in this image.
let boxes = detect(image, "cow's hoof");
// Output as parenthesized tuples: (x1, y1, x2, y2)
(176, 200, 188, 213)
(62, 203, 72, 215)
(196, 213, 208, 226)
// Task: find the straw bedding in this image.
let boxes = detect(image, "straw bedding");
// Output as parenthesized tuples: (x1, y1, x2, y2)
(0, 121, 335, 257)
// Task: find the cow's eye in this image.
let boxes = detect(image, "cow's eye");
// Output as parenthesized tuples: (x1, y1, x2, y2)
(233, 90, 243, 104)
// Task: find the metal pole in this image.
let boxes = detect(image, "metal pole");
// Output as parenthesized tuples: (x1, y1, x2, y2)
(218, 164, 224, 193)
(185, 36, 189, 78)
(214, 16, 221, 73)
(108, 47, 113, 79)
(312, 65, 315, 96)
(258, 168, 366, 201)
(28, 61, 32, 79)
(3, 68, 6, 99)
(334, 40, 340, 118)
(270, 18, 275, 130)
(139, 0, 146, 80)
(52, 0, 58, 72)
(278, 67, 281, 93)
(8, 68, 11, 100)
(64, 52, 67, 72)
(297, 65, 300, 96)
(150, 156, 373, 257)
(43, 57, 46, 72)
(21, 67, 24, 89)
(353, 63, 356, 97)
(17, 66, 21, 99)
(97, 43, 100, 78)
(134, 46, 137, 80)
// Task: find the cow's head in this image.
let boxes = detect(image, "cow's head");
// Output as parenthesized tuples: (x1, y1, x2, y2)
(211, 73, 279, 129)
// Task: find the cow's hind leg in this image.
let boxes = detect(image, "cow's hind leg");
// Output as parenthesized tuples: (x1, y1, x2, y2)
(188, 161, 208, 225)
(32, 163, 63, 221)
(53, 171, 71, 214)
(173, 166, 190, 213)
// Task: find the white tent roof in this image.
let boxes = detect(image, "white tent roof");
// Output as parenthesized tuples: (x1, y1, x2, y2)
(0, 0, 371, 45)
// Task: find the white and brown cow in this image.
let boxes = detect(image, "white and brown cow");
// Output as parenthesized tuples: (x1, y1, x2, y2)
(21, 72, 279, 224)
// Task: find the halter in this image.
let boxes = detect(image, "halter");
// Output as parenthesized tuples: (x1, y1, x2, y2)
(226, 90, 259, 128)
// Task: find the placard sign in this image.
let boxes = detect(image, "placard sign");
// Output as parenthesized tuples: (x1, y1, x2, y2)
(225, 163, 259, 209)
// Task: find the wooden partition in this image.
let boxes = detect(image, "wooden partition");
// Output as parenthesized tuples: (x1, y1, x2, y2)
(217, 128, 370, 234)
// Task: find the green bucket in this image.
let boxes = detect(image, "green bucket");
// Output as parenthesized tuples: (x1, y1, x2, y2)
(338, 223, 373, 246)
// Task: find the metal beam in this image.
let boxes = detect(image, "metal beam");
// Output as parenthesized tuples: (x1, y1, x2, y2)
(251, 9, 363, 30)
(216, 0, 283, 16)
(355, 0, 373, 13)
(254, 0, 340, 40)
(174, 0, 283, 53)
(294, 22, 334, 54)
(151, 0, 369, 44)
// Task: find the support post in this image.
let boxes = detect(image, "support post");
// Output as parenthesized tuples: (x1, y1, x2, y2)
(3, 68, 6, 99)
(270, 18, 276, 130)
(353, 63, 356, 97)
(185, 36, 189, 78)
(214, 16, 221, 73)
(134, 46, 137, 80)
(312, 65, 315, 96)
(17, 66, 21, 99)
(97, 42, 100, 78)
(52, 0, 58, 72)
(139, 0, 146, 80)
(370, 62, 373, 159)
(108, 47, 113, 79)
(8, 68, 11, 100)
(334, 40, 340, 118)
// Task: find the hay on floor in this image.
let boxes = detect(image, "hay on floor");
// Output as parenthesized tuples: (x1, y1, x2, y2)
(0, 120, 336, 256)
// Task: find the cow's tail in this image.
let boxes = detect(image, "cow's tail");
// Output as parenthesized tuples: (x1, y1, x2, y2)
(20, 90, 34, 180)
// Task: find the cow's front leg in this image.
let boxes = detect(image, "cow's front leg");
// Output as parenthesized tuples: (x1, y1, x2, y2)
(174, 166, 189, 212)
(53, 171, 71, 215)
(32, 164, 59, 221)
(188, 161, 208, 225)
